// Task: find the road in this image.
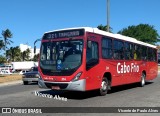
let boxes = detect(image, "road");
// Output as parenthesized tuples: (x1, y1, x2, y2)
(0, 74, 160, 116)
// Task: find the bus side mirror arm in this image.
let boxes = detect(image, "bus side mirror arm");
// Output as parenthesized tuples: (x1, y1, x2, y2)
(34, 38, 41, 54)
(34, 46, 36, 54)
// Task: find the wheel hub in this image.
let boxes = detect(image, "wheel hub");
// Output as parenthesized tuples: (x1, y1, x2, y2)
(101, 81, 107, 91)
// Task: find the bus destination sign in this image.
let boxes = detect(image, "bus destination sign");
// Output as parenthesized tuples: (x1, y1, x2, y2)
(43, 29, 85, 40)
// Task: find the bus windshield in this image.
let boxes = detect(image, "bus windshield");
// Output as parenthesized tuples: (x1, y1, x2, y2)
(40, 39, 83, 74)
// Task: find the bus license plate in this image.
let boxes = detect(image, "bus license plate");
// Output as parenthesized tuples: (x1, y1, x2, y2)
(52, 86, 60, 90)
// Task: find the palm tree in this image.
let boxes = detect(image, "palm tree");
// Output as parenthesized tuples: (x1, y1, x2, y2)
(2, 29, 13, 58)
(32, 53, 39, 62)
(21, 48, 31, 61)
(0, 40, 4, 50)
(0, 55, 6, 64)
(6, 46, 22, 62)
(14, 46, 21, 61)
(25, 48, 31, 61)
(6, 48, 12, 62)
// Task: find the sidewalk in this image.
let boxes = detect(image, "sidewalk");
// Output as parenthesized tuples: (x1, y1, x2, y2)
(0, 80, 22, 87)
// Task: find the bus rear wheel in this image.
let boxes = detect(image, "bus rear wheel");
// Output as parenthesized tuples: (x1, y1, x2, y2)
(140, 73, 146, 87)
(99, 78, 110, 96)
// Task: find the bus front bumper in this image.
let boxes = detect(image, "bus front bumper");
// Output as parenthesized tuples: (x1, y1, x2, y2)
(38, 78, 86, 91)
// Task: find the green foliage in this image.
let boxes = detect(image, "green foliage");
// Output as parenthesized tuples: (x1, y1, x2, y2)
(0, 55, 6, 63)
(21, 48, 31, 61)
(32, 53, 39, 62)
(97, 24, 112, 33)
(14, 46, 21, 61)
(1, 29, 13, 58)
(2, 29, 13, 46)
(118, 24, 160, 45)
(6, 46, 21, 62)
(0, 40, 4, 50)
(6, 46, 32, 62)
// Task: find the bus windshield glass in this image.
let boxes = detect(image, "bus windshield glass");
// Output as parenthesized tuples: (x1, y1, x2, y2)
(40, 40, 83, 73)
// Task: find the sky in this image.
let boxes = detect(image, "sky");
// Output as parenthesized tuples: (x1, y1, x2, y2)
(0, 0, 160, 49)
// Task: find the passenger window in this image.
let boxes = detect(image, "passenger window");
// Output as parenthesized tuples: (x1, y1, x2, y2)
(148, 48, 157, 61)
(113, 40, 124, 60)
(148, 48, 152, 61)
(142, 46, 147, 60)
(124, 42, 133, 60)
(102, 37, 112, 59)
(134, 44, 141, 60)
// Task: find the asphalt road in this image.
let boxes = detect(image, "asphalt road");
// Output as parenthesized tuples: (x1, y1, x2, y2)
(0, 74, 160, 116)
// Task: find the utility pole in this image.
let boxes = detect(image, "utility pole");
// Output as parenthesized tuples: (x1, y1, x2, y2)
(107, 0, 110, 32)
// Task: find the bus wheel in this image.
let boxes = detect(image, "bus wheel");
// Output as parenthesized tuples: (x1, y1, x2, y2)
(140, 73, 146, 87)
(99, 78, 109, 96)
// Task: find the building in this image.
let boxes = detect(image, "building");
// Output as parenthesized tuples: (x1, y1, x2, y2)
(19, 44, 40, 59)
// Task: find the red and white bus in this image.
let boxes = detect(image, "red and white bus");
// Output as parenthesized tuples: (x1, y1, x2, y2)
(38, 27, 158, 95)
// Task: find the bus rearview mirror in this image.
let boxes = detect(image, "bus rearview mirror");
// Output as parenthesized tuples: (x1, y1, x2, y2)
(87, 41, 92, 49)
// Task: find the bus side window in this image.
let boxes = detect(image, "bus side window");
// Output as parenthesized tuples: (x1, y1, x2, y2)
(124, 42, 133, 60)
(148, 48, 157, 61)
(113, 40, 124, 60)
(134, 50, 137, 60)
(133, 44, 142, 60)
(86, 41, 99, 70)
(102, 37, 112, 59)
(142, 46, 147, 60)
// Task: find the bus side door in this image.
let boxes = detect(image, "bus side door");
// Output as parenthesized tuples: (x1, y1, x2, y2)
(85, 35, 101, 90)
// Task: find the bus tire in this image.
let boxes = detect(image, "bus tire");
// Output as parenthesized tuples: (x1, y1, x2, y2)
(99, 78, 110, 96)
(140, 73, 146, 87)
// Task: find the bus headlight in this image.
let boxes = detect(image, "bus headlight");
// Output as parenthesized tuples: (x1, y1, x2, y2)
(72, 72, 82, 82)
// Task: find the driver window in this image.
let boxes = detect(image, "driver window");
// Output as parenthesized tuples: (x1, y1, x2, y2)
(86, 41, 98, 62)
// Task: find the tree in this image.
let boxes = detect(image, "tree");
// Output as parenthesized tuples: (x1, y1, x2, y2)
(6, 47, 12, 62)
(2, 29, 13, 58)
(0, 55, 6, 64)
(0, 40, 4, 50)
(6, 46, 21, 62)
(21, 48, 31, 61)
(14, 46, 21, 61)
(32, 53, 39, 62)
(25, 48, 31, 61)
(118, 24, 160, 45)
(97, 24, 112, 33)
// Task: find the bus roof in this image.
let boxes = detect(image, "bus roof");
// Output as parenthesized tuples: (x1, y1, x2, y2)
(45, 27, 157, 48)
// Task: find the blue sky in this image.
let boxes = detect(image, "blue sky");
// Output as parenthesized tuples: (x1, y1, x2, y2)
(0, 0, 160, 49)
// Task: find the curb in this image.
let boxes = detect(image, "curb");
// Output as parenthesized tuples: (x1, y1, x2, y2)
(0, 80, 22, 87)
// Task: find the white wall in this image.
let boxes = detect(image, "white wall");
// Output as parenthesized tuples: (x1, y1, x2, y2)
(19, 44, 40, 59)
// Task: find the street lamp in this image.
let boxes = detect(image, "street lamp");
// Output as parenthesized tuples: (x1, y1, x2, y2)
(107, 0, 110, 32)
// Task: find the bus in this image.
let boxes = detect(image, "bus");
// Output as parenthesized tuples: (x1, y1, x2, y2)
(37, 27, 158, 96)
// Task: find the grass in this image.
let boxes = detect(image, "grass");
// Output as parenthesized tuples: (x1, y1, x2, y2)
(0, 74, 22, 83)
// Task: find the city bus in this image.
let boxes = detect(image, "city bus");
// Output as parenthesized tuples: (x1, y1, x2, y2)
(38, 27, 158, 96)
